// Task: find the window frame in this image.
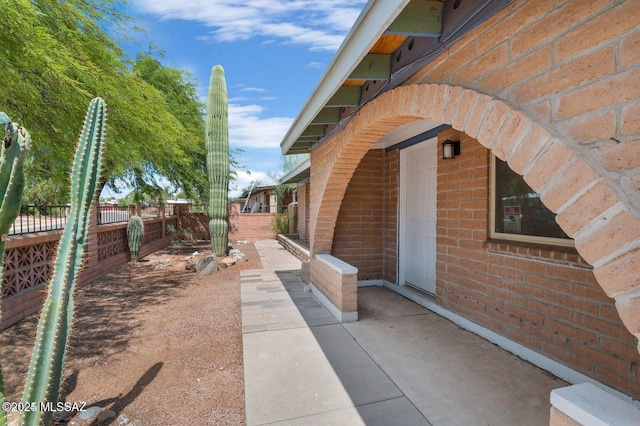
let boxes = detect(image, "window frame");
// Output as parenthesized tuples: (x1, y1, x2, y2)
(489, 155, 574, 247)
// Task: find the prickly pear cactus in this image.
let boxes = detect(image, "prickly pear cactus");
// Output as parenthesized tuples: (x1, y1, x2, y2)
(0, 113, 30, 426)
(127, 215, 144, 262)
(19, 98, 106, 426)
(205, 65, 230, 256)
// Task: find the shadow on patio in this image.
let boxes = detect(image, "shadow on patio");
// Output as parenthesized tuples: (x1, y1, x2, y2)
(241, 240, 567, 425)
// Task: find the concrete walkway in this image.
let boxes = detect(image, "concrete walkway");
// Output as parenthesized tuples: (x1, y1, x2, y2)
(242, 240, 567, 425)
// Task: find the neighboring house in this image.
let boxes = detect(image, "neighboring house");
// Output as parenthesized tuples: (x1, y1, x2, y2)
(241, 185, 294, 213)
(279, 0, 640, 420)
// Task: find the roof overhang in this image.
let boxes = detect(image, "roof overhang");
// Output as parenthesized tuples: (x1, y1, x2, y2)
(280, 0, 510, 155)
(279, 159, 311, 185)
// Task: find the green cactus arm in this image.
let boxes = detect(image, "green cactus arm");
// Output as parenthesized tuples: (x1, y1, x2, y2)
(19, 98, 106, 426)
(0, 115, 30, 426)
(0, 118, 30, 238)
(205, 65, 230, 256)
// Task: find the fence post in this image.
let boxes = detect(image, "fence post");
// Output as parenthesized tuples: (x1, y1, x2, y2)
(160, 205, 166, 238)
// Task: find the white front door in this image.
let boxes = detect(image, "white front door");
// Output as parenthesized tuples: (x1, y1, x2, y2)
(399, 139, 437, 295)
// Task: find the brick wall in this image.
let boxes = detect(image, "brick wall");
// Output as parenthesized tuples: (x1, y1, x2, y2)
(408, 0, 640, 213)
(1, 208, 175, 330)
(230, 213, 277, 240)
(300, 0, 640, 400)
(308, 255, 357, 315)
(332, 150, 384, 281)
(178, 203, 278, 241)
(297, 182, 310, 243)
(383, 149, 398, 284)
(435, 129, 640, 399)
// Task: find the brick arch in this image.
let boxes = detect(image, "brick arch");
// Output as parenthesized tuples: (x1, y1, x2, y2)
(311, 83, 640, 348)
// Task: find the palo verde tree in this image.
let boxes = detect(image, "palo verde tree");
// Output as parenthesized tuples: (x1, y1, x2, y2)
(130, 50, 209, 200)
(205, 65, 230, 256)
(0, 1, 211, 204)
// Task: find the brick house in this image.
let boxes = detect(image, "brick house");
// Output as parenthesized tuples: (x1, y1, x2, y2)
(279, 0, 640, 422)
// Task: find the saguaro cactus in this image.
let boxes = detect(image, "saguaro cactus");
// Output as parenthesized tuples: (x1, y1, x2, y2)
(19, 98, 106, 426)
(0, 113, 30, 426)
(205, 65, 230, 256)
(0, 113, 30, 271)
(127, 215, 144, 262)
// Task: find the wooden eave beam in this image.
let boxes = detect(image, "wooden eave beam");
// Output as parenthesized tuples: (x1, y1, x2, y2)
(386, 0, 444, 36)
(300, 125, 326, 137)
(311, 107, 342, 124)
(326, 86, 362, 107)
(347, 54, 391, 80)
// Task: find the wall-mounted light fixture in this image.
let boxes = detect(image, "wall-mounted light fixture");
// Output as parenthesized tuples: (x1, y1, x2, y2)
(442, 140, 461, 159)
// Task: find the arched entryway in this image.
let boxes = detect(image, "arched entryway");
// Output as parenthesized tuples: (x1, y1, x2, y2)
(309, 83, 640, 350)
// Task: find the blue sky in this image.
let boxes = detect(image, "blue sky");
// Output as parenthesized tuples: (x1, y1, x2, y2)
(115, 0, 367, 197)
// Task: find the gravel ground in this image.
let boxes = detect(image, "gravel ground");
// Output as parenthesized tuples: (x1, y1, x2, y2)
(0, 240, 261, 425)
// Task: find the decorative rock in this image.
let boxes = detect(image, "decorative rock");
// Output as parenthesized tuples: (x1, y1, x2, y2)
(195, 255, 216, 273)
(229, 248, 247, 261)
(185, 261, 196, 271)
(118, 413, 130, 425)
(97, 409, 116, 422)
(78, 406, 102, 421)
(184, 251, 201, 261)
(199, 260, 219, 276)
(220, 257, 236, 267)
(232, 252, 247, 262)
(150, 260, 171, 270)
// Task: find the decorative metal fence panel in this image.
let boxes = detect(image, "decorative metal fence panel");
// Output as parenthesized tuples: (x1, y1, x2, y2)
(9, 205, 70, 235)
(97, 205, 133, 225)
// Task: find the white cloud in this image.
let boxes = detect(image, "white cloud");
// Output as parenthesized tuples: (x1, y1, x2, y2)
(228, 103, 294, 149)
(135, 0, 366, 51)
(240, 87, 266, 93)
(229, 170, 275, 198)
(306, 61, 323, 69)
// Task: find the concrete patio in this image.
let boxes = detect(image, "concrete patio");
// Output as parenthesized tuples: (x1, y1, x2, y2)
(242, 239, 567, 425)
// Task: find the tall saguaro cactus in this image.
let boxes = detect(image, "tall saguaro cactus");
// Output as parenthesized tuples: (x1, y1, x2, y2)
(19, 98, 106, 426)
(0, 113, 30, 426)
(205, 65, 230, 256)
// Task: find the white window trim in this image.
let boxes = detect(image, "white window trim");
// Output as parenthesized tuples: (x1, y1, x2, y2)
(489, 155, 574, 248)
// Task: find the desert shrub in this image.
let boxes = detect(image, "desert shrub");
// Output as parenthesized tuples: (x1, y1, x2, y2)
(273, 213, 290, 235)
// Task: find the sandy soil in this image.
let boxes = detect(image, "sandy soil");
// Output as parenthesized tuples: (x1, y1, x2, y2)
(1, 240, 260, 425)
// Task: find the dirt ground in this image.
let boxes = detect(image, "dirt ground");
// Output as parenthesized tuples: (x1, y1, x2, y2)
(0, 240, 261, 425)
